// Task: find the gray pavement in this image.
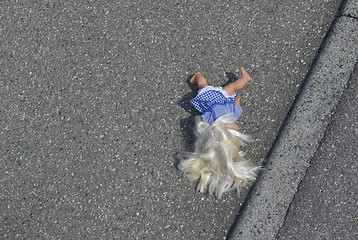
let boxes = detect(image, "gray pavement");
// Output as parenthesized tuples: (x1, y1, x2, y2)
(0, 0, 353, 239)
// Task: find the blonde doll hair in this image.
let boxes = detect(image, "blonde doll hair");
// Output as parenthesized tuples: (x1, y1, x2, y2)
(179, 114, 260, 198)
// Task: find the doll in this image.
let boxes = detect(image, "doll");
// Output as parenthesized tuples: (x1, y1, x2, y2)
(179, 68, 260, 199)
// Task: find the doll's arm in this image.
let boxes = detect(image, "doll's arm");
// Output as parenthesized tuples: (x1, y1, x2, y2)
(227, 123, 239, 130)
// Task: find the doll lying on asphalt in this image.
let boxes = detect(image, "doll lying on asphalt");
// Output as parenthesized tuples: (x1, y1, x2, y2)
(179, 68, 260, 199)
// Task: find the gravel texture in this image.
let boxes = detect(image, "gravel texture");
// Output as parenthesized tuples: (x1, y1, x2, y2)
(0, 1, 342, 239)
(342, 0, 358, 17)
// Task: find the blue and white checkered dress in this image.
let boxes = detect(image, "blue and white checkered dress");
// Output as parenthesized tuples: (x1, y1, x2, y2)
(190, 86, 243, 124)
(190, 86, 238, 113)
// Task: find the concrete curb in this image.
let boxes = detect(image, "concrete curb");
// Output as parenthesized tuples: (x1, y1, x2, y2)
(227, 1, 358, 239)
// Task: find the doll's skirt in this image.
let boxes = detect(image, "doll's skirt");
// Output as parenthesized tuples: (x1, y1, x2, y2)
(190, 86, 242, 124)
(200, 102, 243, 124)
(190, 86, 238, 113)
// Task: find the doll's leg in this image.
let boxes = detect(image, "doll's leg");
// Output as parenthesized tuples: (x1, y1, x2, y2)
(190, 72, 208, 89)
(223, 68, 252, 96)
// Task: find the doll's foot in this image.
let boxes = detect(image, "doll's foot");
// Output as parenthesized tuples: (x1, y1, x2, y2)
(233, 68, 252, 90)
(240, 67, 252, 83)
(190, 72, 208, 89)
(190, 72, 201, 85)
(222, 68, 251, 95)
